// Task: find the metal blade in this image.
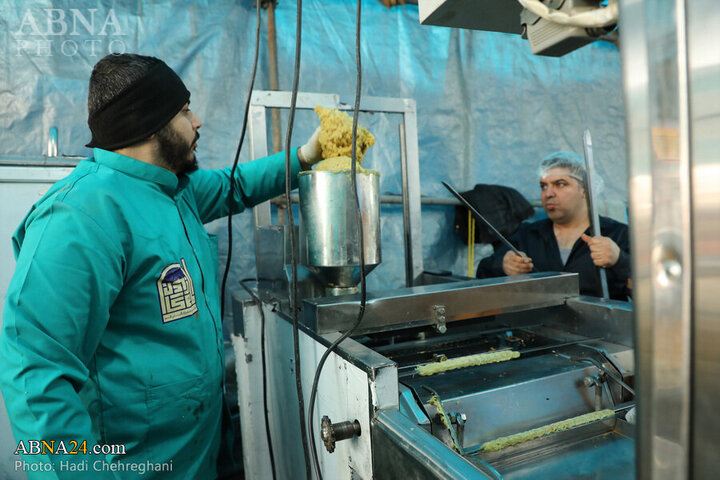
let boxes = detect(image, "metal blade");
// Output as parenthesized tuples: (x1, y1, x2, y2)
(582, 130, 610, 300)
(441, 181, 524, 258)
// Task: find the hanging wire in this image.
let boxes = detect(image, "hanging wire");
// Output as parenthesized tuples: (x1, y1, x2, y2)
(307, 1, 366, 478)
(283, 0, 313, 478)
(220, 1, 262, 323)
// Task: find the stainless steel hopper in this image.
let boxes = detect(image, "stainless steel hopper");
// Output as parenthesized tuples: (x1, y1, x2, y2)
(298, 169, 381, 295)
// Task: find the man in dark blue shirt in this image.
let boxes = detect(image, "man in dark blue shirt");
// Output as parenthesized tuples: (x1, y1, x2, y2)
(476, 152, 631, 300)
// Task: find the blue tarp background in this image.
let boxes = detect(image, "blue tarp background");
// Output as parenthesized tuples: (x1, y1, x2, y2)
(0, 2, 626, 476)
(0, 0, 626, 289)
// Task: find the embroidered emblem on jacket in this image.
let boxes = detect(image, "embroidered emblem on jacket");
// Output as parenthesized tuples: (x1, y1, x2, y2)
(157, 258, 198, 323)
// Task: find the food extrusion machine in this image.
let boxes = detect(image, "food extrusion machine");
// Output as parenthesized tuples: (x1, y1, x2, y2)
(233, 260, 634, 479)
(230, 91, 635, 479)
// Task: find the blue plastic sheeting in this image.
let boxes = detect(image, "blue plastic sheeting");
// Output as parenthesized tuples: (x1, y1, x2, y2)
(0, 0, 626, 294)
(0, 3, 626, 476)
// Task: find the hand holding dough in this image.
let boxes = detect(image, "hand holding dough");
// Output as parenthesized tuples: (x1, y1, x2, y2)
(313, 105, 375, 171)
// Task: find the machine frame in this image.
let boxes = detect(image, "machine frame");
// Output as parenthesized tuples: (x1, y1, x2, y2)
(247, 90, 424, 287)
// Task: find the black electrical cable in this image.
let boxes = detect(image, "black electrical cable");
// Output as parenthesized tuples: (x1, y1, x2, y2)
(217, 3, 274, 478)
(220, 1, 261, 323)
(284, 0, 313, 478)
(307, 1, 366, 478)
(239, 278, 276, 480)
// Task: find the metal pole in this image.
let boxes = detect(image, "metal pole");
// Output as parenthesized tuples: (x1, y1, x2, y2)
(582, 129, 609, 299)
(399, 123, 413, 287)
(266, 1, 286, 224)
(441, 181, 525, 258)
(266, 1, 282, 154)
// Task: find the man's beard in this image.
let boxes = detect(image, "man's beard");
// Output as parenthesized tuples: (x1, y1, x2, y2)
(156, 124, 199, 175)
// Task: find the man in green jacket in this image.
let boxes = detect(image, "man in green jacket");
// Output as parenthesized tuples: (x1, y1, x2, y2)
(0, 53, 322, 479)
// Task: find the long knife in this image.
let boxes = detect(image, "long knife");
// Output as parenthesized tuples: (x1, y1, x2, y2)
(441, 181, 525, 258)
(582, 130, 610, 300)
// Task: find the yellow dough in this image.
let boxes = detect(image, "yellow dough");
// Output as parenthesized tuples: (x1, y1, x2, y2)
(481, 409, 615, 452)
(313, 156, 367, 173)
(428, 395, 451, 429)
(314, 105, 375, 167)
(416, 350, 520, 376)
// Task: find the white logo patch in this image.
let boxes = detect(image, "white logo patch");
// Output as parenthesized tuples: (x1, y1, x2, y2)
(157, 258, 198, 323)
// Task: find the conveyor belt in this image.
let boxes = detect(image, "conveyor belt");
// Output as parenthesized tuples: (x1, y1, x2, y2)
(398, 336, 603, 378)
(373, 325, 559, 370)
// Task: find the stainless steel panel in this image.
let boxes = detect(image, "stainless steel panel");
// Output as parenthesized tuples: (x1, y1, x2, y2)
(373, 363, 400, 412)
(418, 0, 523, 35)
(302, 273, 579, 334)
(298, 170, 381, 289)
(319, 330, 397, 377)
(564, 297, 634, 347)
(498, 295, 634, 349)
(619, 0, 693, 478)
(253, 226, 326, 305)
(234, 303, 391, 479)
(417, 360, 608, 447)
(228, 295, 274, 479)
(249, 104, 271, 227)
(618, 2, 654, 476)
(254, 226, 290, 283)
(687, 0, 720, 475)
(372, 409, 492, 480)
(401, 98, 425, 285)
(399, 123, 413, 286)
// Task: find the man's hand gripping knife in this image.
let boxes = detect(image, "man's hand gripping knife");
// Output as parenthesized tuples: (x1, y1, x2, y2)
(503, 251, 534, 276)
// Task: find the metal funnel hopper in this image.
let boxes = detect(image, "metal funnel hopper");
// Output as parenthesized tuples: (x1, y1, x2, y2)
(299, 170, 381, 295)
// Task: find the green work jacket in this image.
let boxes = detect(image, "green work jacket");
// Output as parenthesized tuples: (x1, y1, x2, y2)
(0, 148, 301, 479)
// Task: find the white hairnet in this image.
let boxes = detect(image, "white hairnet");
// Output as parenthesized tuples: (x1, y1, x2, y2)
(537, 151, 604, 194)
